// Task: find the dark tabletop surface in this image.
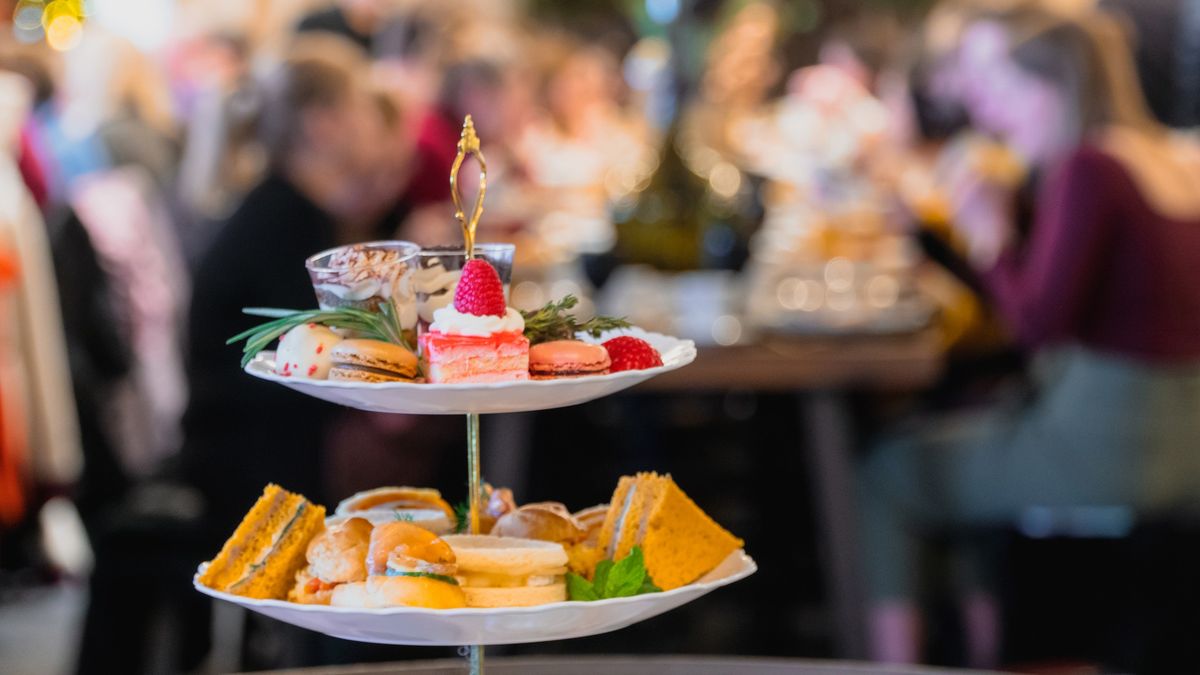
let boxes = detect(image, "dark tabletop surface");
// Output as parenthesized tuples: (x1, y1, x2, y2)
(248, 655, 1005, 675)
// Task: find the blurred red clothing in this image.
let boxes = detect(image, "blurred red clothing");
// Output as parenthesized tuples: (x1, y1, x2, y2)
(985, 143, 1200, 361)
(402, 109, 457, 207)
(17, 127, 48, 210)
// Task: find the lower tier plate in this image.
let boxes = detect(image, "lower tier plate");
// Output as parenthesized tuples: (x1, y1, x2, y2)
(194, 550, 755, 646)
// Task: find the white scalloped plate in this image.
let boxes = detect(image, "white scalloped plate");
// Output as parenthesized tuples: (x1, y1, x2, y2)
(194, 549, 755, 646)
(243, 328, 696, 415)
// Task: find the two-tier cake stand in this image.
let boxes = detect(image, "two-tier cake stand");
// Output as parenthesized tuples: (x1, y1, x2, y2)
(194, 118, 755, 675)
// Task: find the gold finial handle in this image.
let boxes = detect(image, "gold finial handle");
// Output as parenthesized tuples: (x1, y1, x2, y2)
(450, 115, 488, 259)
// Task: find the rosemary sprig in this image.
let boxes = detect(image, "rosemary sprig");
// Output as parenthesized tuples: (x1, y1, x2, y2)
(521, 295, 632, 345)
(228, 297, 413, 367)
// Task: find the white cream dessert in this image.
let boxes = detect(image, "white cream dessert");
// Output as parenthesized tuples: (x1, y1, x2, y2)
(428, 305, 525, 337)
(275, 324, 343, 378)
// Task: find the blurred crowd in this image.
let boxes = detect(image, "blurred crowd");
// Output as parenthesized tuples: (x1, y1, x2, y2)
(2, 0, 1200, 672)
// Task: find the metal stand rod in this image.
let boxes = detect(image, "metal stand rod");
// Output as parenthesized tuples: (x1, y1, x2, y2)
(466, 412, 484, 675)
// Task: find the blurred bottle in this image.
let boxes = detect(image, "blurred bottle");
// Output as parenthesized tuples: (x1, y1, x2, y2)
(614, 124, 759, 271)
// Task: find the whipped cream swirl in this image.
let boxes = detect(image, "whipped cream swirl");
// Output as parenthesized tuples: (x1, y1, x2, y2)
(429, 305, 524, 336)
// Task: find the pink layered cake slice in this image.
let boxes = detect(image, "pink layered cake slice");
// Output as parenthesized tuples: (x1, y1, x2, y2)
(421, 331, 529, 384)
(421, 258, 530, 384)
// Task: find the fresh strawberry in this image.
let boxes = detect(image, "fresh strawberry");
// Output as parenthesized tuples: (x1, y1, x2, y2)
(453, 259, 506, 317)
(602, 336, 663, 372)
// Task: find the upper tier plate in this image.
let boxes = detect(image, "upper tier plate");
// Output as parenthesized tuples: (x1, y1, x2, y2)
(244, 328, 696, 415)
(194, 549, 755, 646)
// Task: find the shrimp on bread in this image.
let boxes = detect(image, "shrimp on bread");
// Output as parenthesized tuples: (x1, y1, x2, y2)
(288, 517, 372, 605)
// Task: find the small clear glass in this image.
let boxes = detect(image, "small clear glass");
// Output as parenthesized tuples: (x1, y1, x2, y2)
(414, 243, 515, 339)
(305, 240, 421, 333)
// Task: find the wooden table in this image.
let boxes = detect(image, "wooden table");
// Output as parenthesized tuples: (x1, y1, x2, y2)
(639, 330, 945, 659)
(640, 330, 944, 392)
(254, 655, 991, 674)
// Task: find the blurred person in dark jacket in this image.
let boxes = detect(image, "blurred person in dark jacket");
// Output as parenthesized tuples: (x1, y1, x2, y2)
(181, 35, 387, 531)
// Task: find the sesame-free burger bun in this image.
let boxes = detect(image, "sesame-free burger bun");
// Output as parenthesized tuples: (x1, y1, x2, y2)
(441, 535, 569, 575)
(328, 339, 418, 382)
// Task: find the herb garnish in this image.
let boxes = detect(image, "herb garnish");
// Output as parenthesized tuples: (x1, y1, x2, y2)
(384, 570, 459, 585)
(566, 546, 661, 601)
(521, 295, 631, 345)
(226, 297, 413, 367)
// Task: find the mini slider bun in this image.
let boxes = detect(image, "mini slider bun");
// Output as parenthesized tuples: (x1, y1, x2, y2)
(528, 340, 611, 379)
(328, 339, 418, 383)
(442, 535, 569, 607)
(491, 502, 587, 544)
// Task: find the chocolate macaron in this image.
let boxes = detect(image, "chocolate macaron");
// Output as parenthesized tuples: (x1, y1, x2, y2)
(329, 339, 419, 383)
(528, 340, 611, 379)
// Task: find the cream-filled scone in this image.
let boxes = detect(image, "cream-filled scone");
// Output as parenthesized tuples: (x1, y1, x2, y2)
(441, 535, 568, 607)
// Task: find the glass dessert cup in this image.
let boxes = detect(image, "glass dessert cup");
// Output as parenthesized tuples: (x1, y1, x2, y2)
(306, 240, 421, 342)
(415, 243, 516, 342)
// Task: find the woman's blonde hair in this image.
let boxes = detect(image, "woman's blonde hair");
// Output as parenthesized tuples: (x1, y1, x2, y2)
(1004, 8, 1161, 136)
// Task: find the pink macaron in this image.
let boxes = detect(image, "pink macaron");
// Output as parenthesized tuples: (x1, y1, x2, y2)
(528, 340, 611, 379)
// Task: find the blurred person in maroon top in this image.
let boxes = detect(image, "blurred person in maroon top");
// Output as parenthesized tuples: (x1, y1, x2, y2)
(860, 7, 1200, 667)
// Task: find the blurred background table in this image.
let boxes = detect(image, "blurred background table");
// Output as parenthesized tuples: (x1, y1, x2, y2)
(643, 330, 945, 659)
(642, 330, 943, 392)
(254, 655, 994, 675)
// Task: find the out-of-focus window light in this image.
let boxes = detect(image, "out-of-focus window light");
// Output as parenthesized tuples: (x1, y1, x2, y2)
(13, 1, 45, 43)
(92, 0, 172, 52)
(645, 0, 680, 25)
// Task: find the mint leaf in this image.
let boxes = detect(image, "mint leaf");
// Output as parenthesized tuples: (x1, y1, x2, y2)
(591, 559, 614, 594)
(571, 548, 662, 601)
(603, 546, 647, 598)
(566, 572, 599, 601)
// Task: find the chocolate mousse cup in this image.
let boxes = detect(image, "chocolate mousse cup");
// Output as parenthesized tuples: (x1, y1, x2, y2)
(306, 241, 421, 338)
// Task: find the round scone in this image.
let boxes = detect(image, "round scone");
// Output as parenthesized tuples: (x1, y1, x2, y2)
(441, 535, 569, 608)
(328, 339, 418, 383)
(491, 502, 587, 544)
